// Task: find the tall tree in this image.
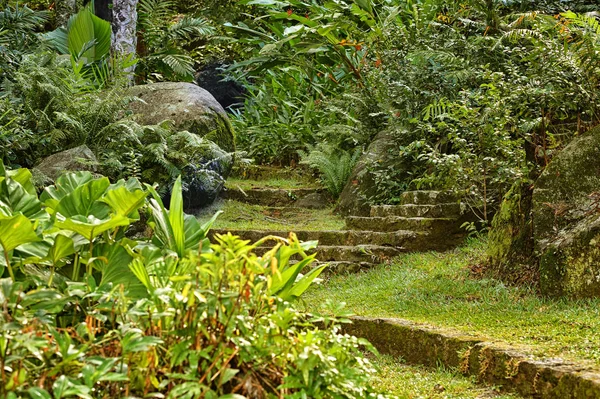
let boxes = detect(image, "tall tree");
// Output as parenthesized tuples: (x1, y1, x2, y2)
(111, 0, 138, 56)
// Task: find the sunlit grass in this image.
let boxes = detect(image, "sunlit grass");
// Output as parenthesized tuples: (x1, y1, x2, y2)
(225, 177, 320, 190)
(372, 355, 519, 399)
(199, 200, 346, 231)
(305, 238, 600, 365)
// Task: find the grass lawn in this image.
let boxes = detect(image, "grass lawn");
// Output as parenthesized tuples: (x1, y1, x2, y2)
(373, 355, 520, 399)
(198, 200, 346, 231)
(225, 177, 320, 190)
(304, 239, 600, 365)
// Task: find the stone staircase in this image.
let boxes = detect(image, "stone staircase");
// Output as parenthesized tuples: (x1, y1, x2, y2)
(210, 185, 471, 273)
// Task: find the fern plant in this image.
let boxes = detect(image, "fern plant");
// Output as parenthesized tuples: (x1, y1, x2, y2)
(300, 144, 361, 198)
(137, 0, 214, 81)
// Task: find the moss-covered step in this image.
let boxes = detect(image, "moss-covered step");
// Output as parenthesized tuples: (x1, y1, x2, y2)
(254, 245, 403, 264)
(342, 317, 600, 399)
(370, 203, 465, 218)
(221, 187, 330, 207)
(230, 165, 312, 181)
(210, 229, 420, 247)
(400, 190, 461, 206)
(346, 216, 460, 233)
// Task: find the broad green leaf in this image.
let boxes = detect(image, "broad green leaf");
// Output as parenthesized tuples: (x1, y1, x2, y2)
(0, 214, 41, 253)
(55, 177, 111, 219)
(68, 6, 111, 62)
(286, 263, 327, 298)
(42, 172, 94, 202)
(47, 234, 75, 265)
(6, 168, 36, 195)
(101, 186, 147, 218)
(28, 388, 52, 399)
(6, 178, 43, 218)
(98, 243, 146, 298)
(55, 214, 130, 241)
(269, 256, 314, 296)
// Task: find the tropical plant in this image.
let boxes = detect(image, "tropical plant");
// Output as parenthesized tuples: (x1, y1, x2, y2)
(300, 144, 362, 197)
(0, 162, 385, 399)
(0, 4, 48, 77)
(136, 0, 215, 81)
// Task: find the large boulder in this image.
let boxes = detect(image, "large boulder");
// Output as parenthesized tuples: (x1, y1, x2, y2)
(162, 140, 233, 211)
(337, 131, 394, 216)
(128, 82, 235, 152)
(487, 126, 600, 297)
(33, 145, 98, 183)
(533, 127, 600, 297)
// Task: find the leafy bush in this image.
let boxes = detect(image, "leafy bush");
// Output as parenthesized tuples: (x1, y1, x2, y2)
(137, 0, 215, 82)
(0, 162, 388, 399)
(300, 144, 361, 197)
(362, 3, 600, 219)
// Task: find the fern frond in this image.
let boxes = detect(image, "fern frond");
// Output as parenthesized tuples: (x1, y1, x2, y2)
(167, 16, 214, 42)
(159, 52, 195, 79)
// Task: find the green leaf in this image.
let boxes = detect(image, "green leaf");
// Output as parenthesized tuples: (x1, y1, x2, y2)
(55, 215, 130, 241)
(98, 242, 146, 298)
(169, 177, 186, 257)
(28, 388, 52, 399)
(47, 234, 75, 265)
(67, 6, 111, 62)
(101, 186, 147, 218)
(55, 177, 111, 219)
(0, 214, 41, 253)
(42, 172, 94, 203)
(287, 263, 327, 298)
(6, 168, 36, 195)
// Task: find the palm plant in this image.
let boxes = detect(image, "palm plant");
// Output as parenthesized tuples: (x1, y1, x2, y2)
(0, 4, 48, 76)
(137, 0, 214, 81)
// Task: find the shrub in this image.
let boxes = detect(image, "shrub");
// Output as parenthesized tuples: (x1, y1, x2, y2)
(0, 162, 390, 398)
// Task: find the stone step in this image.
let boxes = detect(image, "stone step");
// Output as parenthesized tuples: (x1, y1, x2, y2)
(345, 216, 460, 233)
(255, 245, 402, 264)
(210, 229, 420, 247)
(370, 203, 465, 218)
(400, 190, 461, 206)
(221, 187, 329, 207)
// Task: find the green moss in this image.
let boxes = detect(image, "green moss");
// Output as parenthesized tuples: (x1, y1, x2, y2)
(486, 181, 536, 284)
(540, 229, 600, 297)
(201, 113, 236, 153)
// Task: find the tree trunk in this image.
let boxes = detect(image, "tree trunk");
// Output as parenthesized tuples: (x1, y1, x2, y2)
(111, 0, 138, 83)
(111, 0, 138, 55)
(55, 0, 78, 27)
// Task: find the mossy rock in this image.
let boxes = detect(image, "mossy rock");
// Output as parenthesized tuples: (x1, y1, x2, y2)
(128, 82, 235, 152)
(533, 126, 600, 296)
(489, 126, 600, 297)
(486, 181, 537, 284)
(539, 214, 600, 297)
(33, 145, 98, 183)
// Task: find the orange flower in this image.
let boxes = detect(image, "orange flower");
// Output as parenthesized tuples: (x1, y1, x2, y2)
(287, 8, 293, 16)
(375, 59, 382, 68)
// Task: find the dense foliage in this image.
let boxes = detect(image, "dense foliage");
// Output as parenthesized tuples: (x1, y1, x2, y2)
(227, 0, 600, 211)
(0, 163, 387, 398)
